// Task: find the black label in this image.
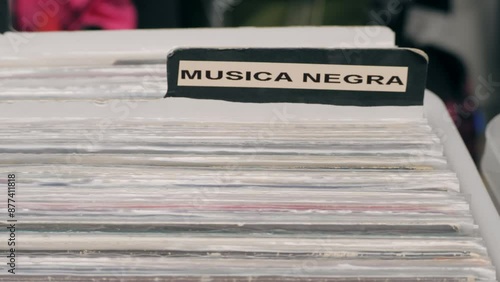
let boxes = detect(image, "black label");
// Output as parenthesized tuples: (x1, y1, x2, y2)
(165, 48, 428, 106)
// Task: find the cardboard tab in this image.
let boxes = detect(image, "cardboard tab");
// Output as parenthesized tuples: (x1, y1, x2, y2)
(166, 48, 428, 106)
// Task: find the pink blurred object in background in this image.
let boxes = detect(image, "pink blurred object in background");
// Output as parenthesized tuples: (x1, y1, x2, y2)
(14, 0, 137, 31)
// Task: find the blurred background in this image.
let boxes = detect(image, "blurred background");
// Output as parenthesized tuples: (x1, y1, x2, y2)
(0, 0, 499, 163)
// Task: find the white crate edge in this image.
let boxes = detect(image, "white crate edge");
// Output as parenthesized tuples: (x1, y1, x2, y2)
(481, 114, 500, 212)
(425, 91, 500, 280)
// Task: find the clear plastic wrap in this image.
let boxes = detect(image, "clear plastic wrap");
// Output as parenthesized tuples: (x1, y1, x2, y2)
(0, 66, 496, 281)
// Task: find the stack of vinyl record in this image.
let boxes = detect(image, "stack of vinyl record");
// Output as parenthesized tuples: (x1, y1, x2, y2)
(0, 64, 165, 101)
(0, 64, 497, 281)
